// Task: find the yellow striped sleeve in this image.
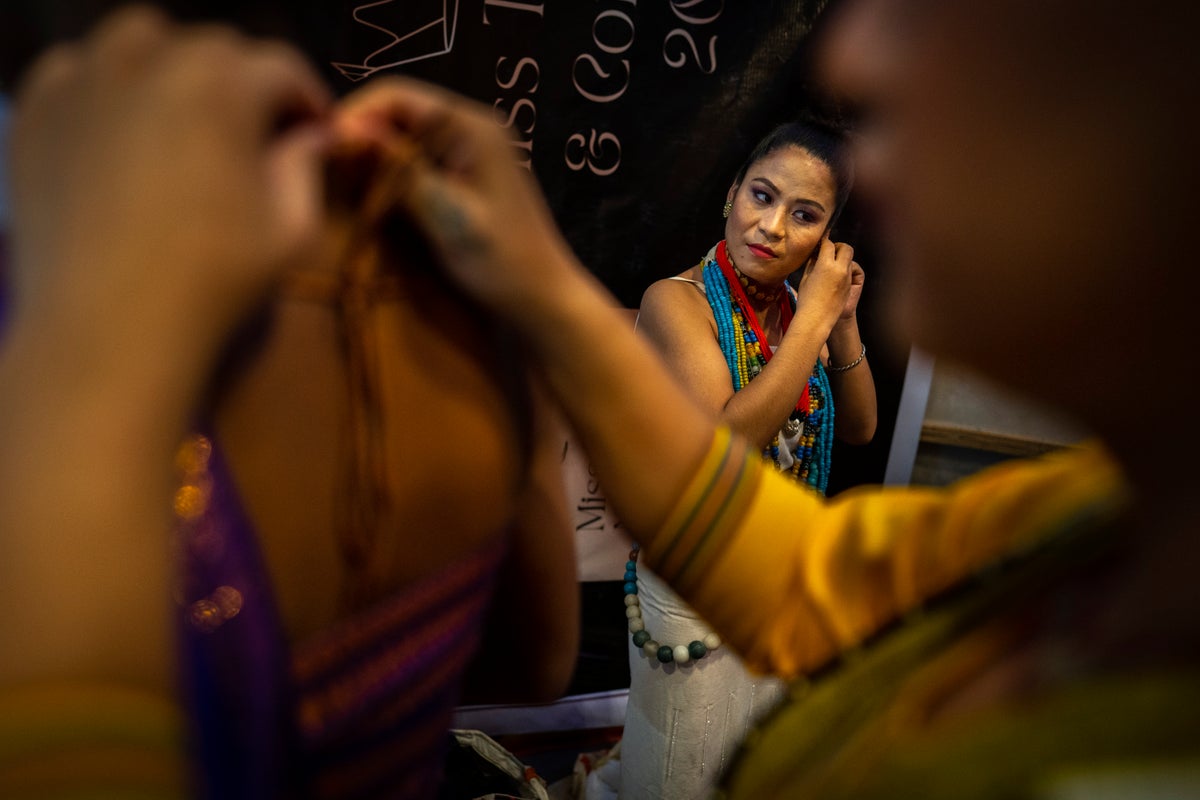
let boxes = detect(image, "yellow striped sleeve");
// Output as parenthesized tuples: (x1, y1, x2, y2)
(646, 431, 1129, 681)
(645, 426, 767, 597)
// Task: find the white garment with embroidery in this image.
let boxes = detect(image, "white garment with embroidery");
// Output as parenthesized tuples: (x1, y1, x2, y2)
(617, 565, 785, 800)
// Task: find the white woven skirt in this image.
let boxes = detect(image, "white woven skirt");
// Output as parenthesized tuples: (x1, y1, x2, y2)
(617, 565, 784, 800)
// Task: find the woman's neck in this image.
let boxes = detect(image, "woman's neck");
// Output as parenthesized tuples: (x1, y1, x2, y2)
(727, 249, 784, 310)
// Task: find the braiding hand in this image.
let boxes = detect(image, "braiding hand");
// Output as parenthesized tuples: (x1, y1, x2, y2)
(334, 77, 577, 316)
(8, 6, 332, 359)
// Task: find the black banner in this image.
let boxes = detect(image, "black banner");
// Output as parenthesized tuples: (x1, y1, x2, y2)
(296, 0, 902, 490)
(299, 0, 834, 307)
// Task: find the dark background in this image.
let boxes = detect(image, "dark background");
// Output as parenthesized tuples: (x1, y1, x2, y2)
(0, 0, 907, 493)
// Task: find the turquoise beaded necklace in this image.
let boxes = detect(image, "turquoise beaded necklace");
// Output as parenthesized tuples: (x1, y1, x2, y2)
(704, 240, 834, 494)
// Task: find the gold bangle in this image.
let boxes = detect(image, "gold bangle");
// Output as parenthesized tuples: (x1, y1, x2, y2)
(827, 343, 866, 373)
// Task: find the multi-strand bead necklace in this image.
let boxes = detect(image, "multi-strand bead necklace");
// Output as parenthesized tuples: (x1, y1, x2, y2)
(703, 240, 833, 493)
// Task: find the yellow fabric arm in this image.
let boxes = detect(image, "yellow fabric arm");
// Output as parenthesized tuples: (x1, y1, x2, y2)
(645, 428, 1128, 680)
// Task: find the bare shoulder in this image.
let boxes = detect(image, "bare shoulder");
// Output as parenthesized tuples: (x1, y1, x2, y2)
(638, 270, 716, 347)
(640, 267, 709, 318)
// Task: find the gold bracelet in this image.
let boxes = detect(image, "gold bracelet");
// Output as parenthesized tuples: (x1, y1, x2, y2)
(828, 343, 866, 372)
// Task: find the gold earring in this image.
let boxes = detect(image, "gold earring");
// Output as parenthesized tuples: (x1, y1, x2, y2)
(722, 201, 732, 218)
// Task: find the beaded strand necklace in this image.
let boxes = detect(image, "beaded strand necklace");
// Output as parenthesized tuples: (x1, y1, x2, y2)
(623, 544, 722, 665)
(704, 240, 834, 493)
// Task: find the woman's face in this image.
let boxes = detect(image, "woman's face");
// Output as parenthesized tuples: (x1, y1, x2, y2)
(723, 145, 837, 285)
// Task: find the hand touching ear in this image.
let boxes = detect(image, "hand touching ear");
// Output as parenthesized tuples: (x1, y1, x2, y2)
(842, 257, 865, 321)
(795, 237, 857, 332)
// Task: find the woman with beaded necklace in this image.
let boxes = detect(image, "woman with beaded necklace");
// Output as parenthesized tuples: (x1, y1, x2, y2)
(616, 121, 879, 799)
(638, 119, 877, 494)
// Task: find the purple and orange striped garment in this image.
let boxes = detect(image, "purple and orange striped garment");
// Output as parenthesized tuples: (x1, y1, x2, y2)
(175, 433, 504, 799)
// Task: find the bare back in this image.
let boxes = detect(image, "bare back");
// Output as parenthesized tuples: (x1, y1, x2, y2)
(209, 213, 572, 659)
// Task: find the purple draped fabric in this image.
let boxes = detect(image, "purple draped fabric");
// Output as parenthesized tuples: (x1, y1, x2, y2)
(175, 433, 505, 799)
